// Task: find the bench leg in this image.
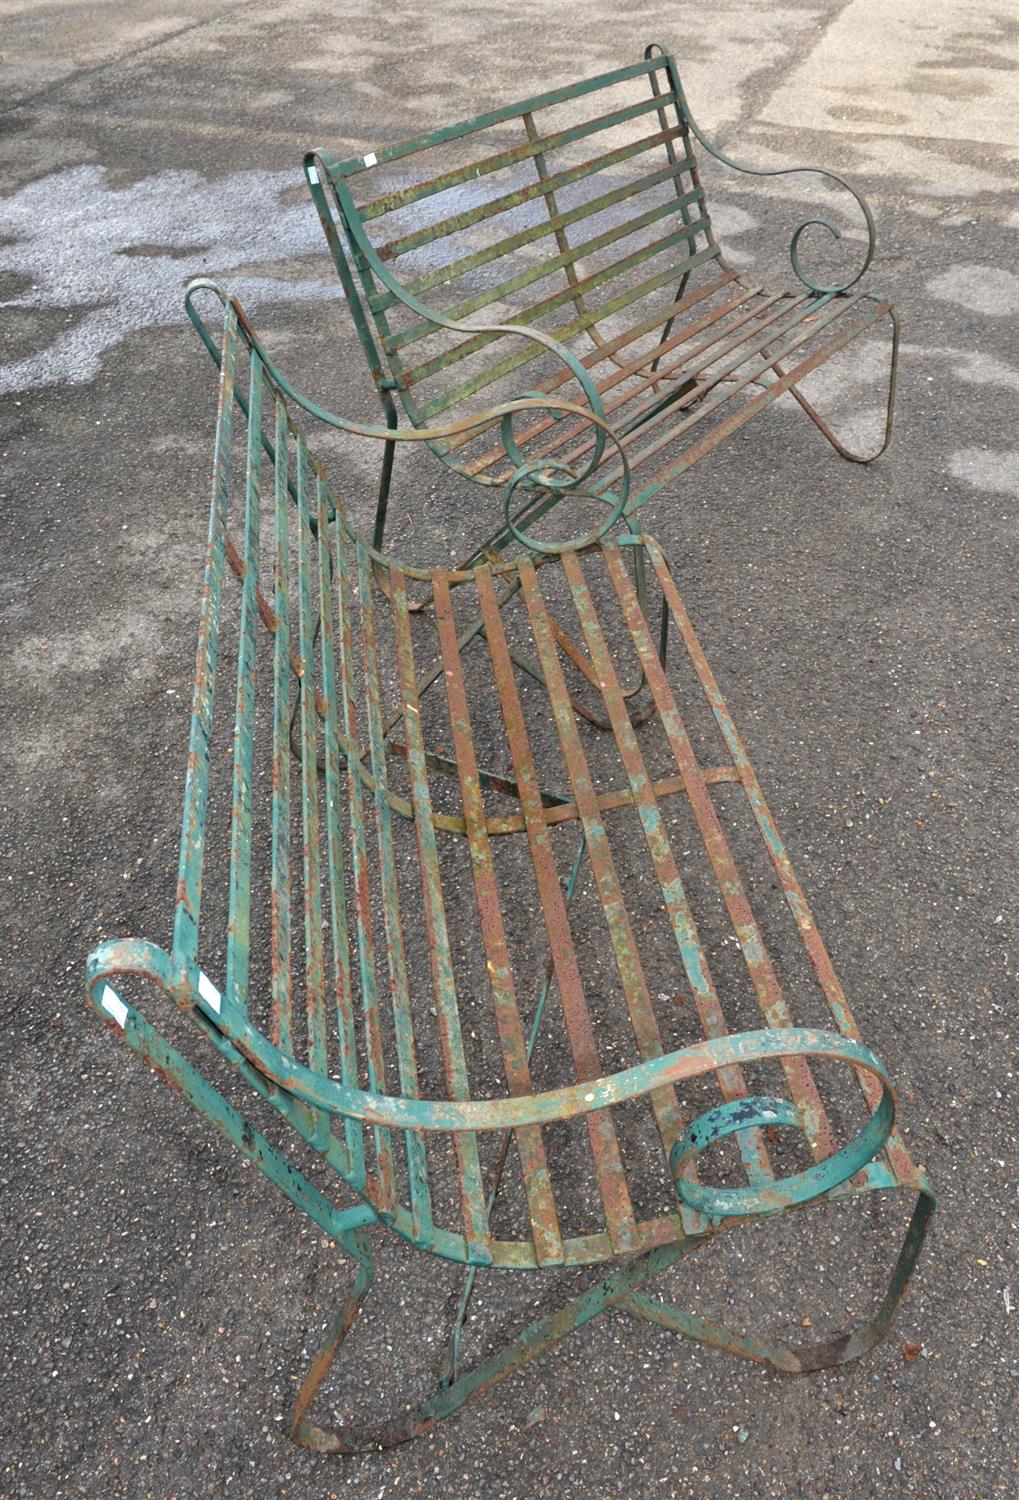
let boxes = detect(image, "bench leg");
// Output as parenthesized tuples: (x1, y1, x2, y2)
(291, 1234, 695, 1455)
(620, 1178, 934, 1374)
(291, 1178, 933, 1454)
(761, 303, 900, 464)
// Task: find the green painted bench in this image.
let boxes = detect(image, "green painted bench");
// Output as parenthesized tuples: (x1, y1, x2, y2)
(305, 44, 899, 562)
(85, 281, 932, 1454)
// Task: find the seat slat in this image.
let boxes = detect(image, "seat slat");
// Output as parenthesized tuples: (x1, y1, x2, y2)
(269, 399, 294, 1056)
(640, 537, 917, 1183)
(561, 549, 773, 1186)
(445, 270, 739, 464)
(294, 437, 328, 1078)
(600, 296, 879, 501)
(432, 570, 564, 1266)
(528, 290, 807, 479)
(475, 564, 639, 1255)
(313, 475, 365, 1181)
(518, 559, 685, 1162)
(336, 529, 398, 1210)
(480, 289, 792, 481)
(349, 534, 432, 1231)
(389, 562, 493, 1261)
(602, 541, 838, 1162)
(591, 292, 864, 491)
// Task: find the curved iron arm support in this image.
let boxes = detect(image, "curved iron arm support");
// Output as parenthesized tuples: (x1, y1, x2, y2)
(644, 42, 877, 294)
(175, 930, 901, 1145)
(185, 278, 630, 556)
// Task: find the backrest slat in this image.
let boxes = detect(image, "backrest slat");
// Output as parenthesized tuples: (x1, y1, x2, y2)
(269, 398, 294, 1055)
(357, 89, 679, 221)
(224, 352, 264, 1017)
(398, 217, 709, 378)
(336, 55, 672, 182)
(376, 128, 690, 265)
(172, 305, 237, 964)
(384, 185, 704, 350)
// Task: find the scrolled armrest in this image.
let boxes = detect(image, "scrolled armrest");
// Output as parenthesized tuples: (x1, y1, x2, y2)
(185, 278, 632, 556)
(645, 42, 876, 295)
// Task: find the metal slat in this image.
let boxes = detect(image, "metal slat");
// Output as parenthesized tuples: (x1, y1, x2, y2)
(224, 350, 263, 1015)
(432, 570, 564, 1266)
(341, 56, 671, 184)
(269, 400, 294, 1054)
(387, 564, 492, 1261)
(338, 540, 397, 1210)
(314, 477, 366, 1182)
(517, 559, 685, 1160)
(448, 270, 739, 465)
(602, 540, 837, 1161)
(560, 548, 772, 1185)
(618, 299, 887, 505)
(386, 192, 705, 354)
(377, 129, 692, 265)
(474, 565, 639, 1254)
(640, 537, 917, 1183)
(589, 291, 850, 481)
(497, 289, 789, 478)
(294, 436, 330, 1086)
(388, 159, 700, 316)
(352, 541, 432, 1234)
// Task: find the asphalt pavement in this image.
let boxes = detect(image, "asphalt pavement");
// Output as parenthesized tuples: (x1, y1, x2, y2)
(1, 3, 1016, 1496)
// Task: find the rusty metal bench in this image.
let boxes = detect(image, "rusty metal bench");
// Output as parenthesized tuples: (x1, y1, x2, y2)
(85, 281, 932, 1455)
(305, 43, 898, 563)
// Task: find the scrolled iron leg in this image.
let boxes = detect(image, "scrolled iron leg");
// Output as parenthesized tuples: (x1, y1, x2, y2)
(763, 302, 900, 464)
(620, 1180, 934, 1374)
(290, 1234, 697, 1455)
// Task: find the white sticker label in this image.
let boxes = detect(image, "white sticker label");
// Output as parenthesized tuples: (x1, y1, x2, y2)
(198, 971, 222, 1013)
(363, 151, 378, 168)
(100, 984, 129, 1029)
(307, 164, 319, 185)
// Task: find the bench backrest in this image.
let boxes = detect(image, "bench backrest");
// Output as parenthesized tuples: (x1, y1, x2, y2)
(307, 52, 724, 460)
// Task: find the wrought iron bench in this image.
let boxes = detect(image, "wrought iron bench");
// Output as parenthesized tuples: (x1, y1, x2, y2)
(85, 281, 932, 1455)
(305, 44, 899, 562)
